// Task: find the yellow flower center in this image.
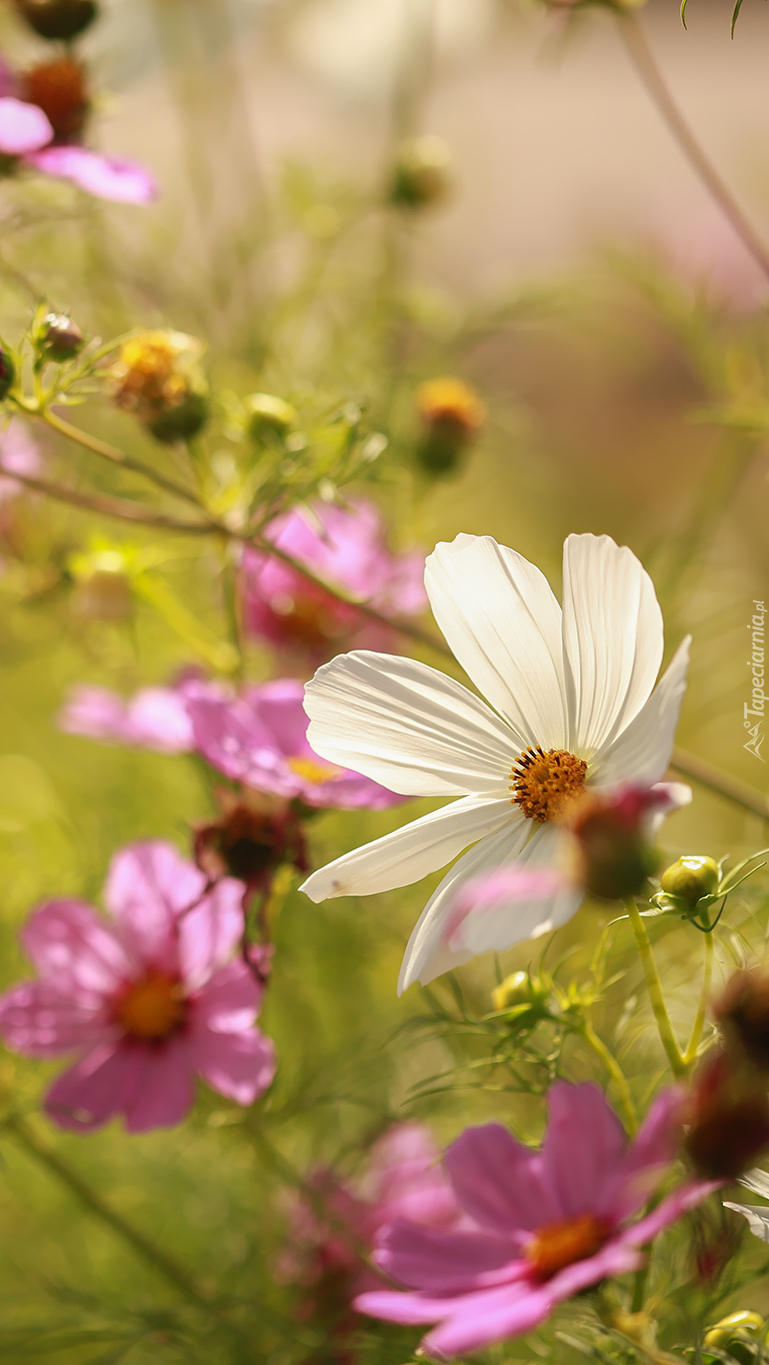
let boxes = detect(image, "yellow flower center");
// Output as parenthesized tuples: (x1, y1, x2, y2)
(115, 974, 187, 1041)
(287, 756, 340, 786)
(510, 746, 588, 823)
(525, 1213, 608, 1281)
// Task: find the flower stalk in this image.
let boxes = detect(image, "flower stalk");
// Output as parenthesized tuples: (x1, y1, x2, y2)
(624, 897, 686, 1079)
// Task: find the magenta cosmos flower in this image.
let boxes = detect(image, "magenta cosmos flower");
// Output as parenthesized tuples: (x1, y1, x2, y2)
(58, 675, 223, 755)
(187, 678, 405, 811)
(0, 841, 276, 1133)
(0, 58, 155, 204)
(241, 500, 427, 667)
(356, 1083, 716, 1358)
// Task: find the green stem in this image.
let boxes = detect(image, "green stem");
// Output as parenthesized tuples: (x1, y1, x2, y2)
(39, 409, 203, 509)
(582, 1021, 638, 1134)
(682, 928, 714, 1068)
(631, 1258, 650, 1314)
(624, 897, 686, 1079)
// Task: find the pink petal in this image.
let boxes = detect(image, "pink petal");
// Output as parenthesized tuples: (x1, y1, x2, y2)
(20, 899, 130, 995)
(369, 1123, 459, 1229)
(374, 1220, 520, 1292)
(423, 1281, 555, 1358)
(191, 960, 261, 1032)
(444, 1123, 558, 1235)
(541, 1237, 641, 1304)
(0, 418, 41, 501)
(25, 146, 157, 204)
(620, 1179, 721, 1247)
(124, 687, 195, 752)
(187, 692, 292, 796)
(176, 881, 245, 990)
(444, 866, 571, 955)
(0, 97, 52, 154)
(58, 686, 138, 746)
(104, 841, 205, 973)
(121, 1038, 196, 1132)
(0, 980, 112, 1057)
(355, 1288, 465, 1327)
(541, 1082, 627, 1219)
(192, 1023, 276, 1105)
(44, 1041, 140, 1131)
(597, 1087, 685, 1222)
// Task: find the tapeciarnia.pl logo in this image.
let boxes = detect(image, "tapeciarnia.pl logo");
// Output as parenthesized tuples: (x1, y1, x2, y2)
(744, 599, 766, 762)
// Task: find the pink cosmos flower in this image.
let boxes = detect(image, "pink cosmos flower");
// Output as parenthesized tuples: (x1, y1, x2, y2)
(241, 500, 427, 667)
(0, 841, 276, 1133)
(187, 678, 405, 810)
(356, 1082, 716, 1358)
(0, 58, 155, 204)
(58, 675, 224, 754)
(0, 417, 41, 501)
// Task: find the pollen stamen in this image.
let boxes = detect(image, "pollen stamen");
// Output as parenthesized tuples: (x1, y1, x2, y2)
(511, 746, 588, 823)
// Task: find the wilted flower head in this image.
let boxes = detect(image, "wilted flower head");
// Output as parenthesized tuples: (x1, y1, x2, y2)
(416, 377, 486, 476)
(240, 500, 427, 668)
(0, 841, 276, 1132)
(684, 1051, 769, 1181)
(301, 533, 691, 993)
(188, 677, 405, 811)
(194, 787, 308, 890)
(356, 1083, 712, 1358)
(112, 331, 208, 442)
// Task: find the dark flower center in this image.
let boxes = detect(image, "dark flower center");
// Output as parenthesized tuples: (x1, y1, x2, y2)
(525, 1213, 609, 1281)
(115, 974, 186, 1041)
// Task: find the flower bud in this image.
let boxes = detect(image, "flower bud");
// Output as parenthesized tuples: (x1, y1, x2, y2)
(713, 970, 769, 1072)
(390, 135, 452, 211)
(112, 331, 209, 444)
(660, 856, 719, 906)
(0, 346, 15, 402)
(492, 971, 532, 1012)
(21, 58, 89, 142)
(569, 789, 661, 900)
(416, 377, 485, 476)
(244, 392, 297, 442)
(194, 791, 308, 891)
(684, 1052, 769, 1180)
(704, 1313, 765, 1365)
(14, 0, 97, 41)
(40, 313, 84, 362)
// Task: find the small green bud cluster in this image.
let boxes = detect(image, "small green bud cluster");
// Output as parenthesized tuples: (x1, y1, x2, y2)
(703, 1311, 765, 1364)
(244, 393, 297, 443)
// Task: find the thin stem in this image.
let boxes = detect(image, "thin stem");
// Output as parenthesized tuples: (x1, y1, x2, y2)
(0, 464, 216, 535)
(631, 1258, 650, 1314)
(617, 12, 769, 283)
(682, 929, 714, 1067)
(39, 409, 203, 509)
(582, 1021, 638, 1133)
(670, 747, 769, 823)
(624, 897, 686, 1079)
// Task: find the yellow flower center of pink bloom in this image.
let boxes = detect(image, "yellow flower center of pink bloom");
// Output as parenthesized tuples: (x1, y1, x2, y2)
(510, 746, 588, 823)
(115, 974, 187, 1041)
(525, 1213, 609, 1281)
(287, 756, 340, 786)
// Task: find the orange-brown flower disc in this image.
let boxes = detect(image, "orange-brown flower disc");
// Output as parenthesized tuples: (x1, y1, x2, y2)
(510, 746, 588, 824)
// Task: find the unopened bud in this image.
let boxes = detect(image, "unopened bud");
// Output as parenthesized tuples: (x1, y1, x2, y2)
(147, 391, 208, 444)
(416, 377, 485, 476)
(244, 392, 297, 442)
(194, 793, 307, 889)
(684, 1052, 769, 1180)
(570, 788, 660, 901)
(660, 856, 719, 906)
(390, 135, 452, 211)
(492, 971, 531, 1011)
(704, 1313, 765, 1365)
(22, 58, 89, 142)
(714, 970, 769, 1072)
(41, 313, 84, 362)
(15, 0, 97, 40)
(0, 346, 15, 401)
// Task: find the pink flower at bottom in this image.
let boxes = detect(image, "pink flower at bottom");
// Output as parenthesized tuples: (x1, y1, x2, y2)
(0, 841, 276, 1133)
(241, 500, 427, 668)
(356, 1083, 716, 1358)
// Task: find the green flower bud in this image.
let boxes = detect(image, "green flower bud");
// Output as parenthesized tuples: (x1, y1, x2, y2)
(704, 1313, 765, 1365)
(0, 346, 15, 401)
(146, 390, 209, 444)
(244, 392, 297, 441)
(15, 0, 97, 40)
(492, 971, 531, 1011)
(41, 313, 84, 362)
(660, 855, 719, 905)
(390, 136, 452, 211)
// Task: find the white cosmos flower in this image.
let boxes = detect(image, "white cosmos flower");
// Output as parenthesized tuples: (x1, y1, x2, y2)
(300, 532, 691, 993)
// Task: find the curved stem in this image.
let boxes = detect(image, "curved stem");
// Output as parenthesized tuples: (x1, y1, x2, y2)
(582, 1020, 638, 1133)
(0, 463, 216, 535)
(624, 897, 686, 1079)
(39, 409, 203, 509)
(670, 747, 769, 823)
(617, 12, 769, 283)
(682, 929, 714, 1067)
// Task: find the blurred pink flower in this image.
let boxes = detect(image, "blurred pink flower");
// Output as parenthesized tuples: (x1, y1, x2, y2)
(58, 676, 224, 754)
(357, 1082, 716, 1358)
(188, 677, 406, 810)
(0, 417, 41, 501)
(241, 500, 427, 667)
(0, 57, 156, 204)
(0, 841, 276, 1133)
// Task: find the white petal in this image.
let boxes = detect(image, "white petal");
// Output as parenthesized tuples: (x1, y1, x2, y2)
(398, 821, 582, 993)
(304, 651, 515, 797)
(562, 534, 664, 757)
(300, 795, 515, 902)
(740, 1168, 769, 1200)
(724, 1202, 769, 1243)
(647, 781, 692, 835)
(424, 534, 567, 750)
(592, 637, 691, 788)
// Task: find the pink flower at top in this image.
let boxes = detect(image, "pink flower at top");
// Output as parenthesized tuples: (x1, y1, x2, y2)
(241, 500, 427, 667)
(58, 676, 224, 755)
(356, 1083, 717, 1359)
(188, 678, 405, 810)
(0, 841, 276, 1133)
(0, 417, 41, 502)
